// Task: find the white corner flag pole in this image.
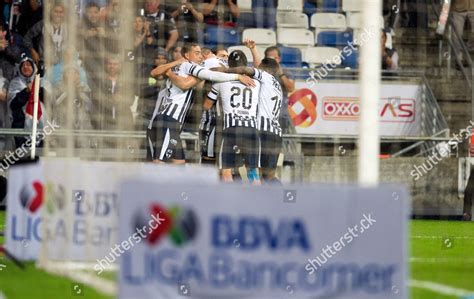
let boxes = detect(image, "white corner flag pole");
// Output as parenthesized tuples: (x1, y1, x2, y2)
(31, 74, 41, 159)
(358, 0, 382, 186)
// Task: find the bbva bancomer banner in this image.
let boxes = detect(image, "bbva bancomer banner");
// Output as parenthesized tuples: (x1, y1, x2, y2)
(6, 160, 218, 261)
(119, 182, 409, 299)
(288, 82, 422, 136)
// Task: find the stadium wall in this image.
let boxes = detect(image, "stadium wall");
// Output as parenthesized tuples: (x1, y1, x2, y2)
(303, 157, 462, 216)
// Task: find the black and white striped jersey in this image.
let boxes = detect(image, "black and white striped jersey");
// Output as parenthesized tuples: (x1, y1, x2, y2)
(148, 86, 169, 129)
(157, 62, 199, 124)
(207, 80, 261, 130)
(253, 68, 283, 137)
(199, 57, 228, 131)
(158, 61, 239, 125)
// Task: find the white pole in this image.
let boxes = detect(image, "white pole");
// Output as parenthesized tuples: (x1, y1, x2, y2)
(9, 4, 14, 32)
(358, 0, 382, 186)
(30, 74, 41, 159)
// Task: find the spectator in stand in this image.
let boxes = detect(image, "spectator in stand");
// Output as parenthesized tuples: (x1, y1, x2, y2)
(252, 0, 276, 29)
(167, 0, 204, 44)
(45, 47, 89, 89)
(168, 46, 182, 61)
(0, 71, 13, 151)
(381, 30, 399, 71)
(8, 55, 46, 148)
(100, 0, 121, 53)
(140, 48, 168, 129)
(92, 55, 133, 131)
(451, 0, 474, 65)
(133, 15, 155, 84)
(202, 0, 240, 27)
(143, 0, 179, 52)
(0, 24, 22, 81)
(80, 0, 107, 11)
(11, 0, 43, 37)
(51, 65, 93, 147)
(24, 1, 67, 65)
(79, 2, 106, 90)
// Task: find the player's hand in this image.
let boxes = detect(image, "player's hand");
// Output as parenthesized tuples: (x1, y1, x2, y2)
(243, 39, 256, 49)
(238, 75, 255, 87)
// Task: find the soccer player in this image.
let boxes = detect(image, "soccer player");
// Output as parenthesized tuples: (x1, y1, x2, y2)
(199, 47, 228, 165)
(203, 50, 261, 184)
(147, 43, 254, 164)
(219, 57, 284, 183)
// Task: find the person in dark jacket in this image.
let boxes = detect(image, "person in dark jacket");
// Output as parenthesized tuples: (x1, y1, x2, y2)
(7, 55, 46, 148)
(0, 23, 22, 82)
(23, 2, 67, 65)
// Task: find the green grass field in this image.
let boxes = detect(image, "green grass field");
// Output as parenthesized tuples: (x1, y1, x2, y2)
(0, 210, 473, 299)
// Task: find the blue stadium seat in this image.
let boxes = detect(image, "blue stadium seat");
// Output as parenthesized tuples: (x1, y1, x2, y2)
(342, 49, 358, 69)
(303, 2, 317, 16)
(317, 31, 353, 46)
(205, 26, 240, 47)
(278, 47, 303, 68)
(238, 12, 254, 28)
(322, 0, 340, 12)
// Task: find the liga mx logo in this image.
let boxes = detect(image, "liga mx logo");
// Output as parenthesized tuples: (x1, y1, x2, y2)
(288, 89, 318, 128)
(20, 181, 44, 213)
(134, 203, 198, 247)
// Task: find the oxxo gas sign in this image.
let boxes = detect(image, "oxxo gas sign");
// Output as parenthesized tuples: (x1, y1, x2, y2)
(119, 182, 408, 299)
(288, 82, 421, 136)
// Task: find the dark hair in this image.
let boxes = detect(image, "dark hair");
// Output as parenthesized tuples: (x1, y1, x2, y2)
(181, 43, 200, 57)
(264, 46, 280, 58)
(212, 46, 226, 55)
(201, 47, 213, 56)
(85, 2, 100, 10)
(259, 57, 279, 75)
(228, 50, 247, 67)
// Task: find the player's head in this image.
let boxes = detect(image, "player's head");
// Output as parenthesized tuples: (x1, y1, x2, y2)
(264, 46, 281, 64)
(201, 47, 215, 60)
(259, 57, 279, 75)
(182, 43, 203, 64)
(214, 47, 229, 62)
(228, 50, 247, 67)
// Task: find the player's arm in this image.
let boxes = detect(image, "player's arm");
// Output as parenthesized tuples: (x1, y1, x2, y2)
(166, 69, 201, 90)
(203, 98, 215, 110)
(188, 65, 255, 87)
(204, 85, 218, 110)
(150, 58, 185, 78)
(243, 39, 261, 68)
(217, 66, 256, 77)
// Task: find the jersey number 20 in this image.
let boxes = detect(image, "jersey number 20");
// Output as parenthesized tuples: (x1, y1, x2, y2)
(230, 87, 253, 109)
